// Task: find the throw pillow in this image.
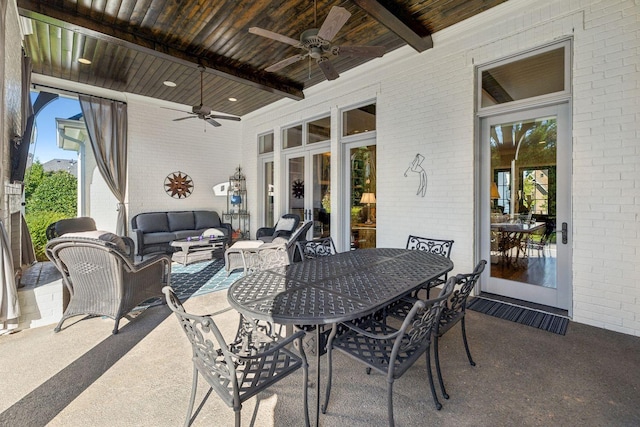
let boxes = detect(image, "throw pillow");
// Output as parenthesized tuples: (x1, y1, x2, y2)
(201, 228, 225, 238)
(275, 218, 296, 232)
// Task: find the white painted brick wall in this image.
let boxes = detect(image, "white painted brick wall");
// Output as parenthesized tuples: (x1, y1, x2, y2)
(126, 94, 242, 235)
(17, 279, 64, 329)
(240, 0, 640, 336)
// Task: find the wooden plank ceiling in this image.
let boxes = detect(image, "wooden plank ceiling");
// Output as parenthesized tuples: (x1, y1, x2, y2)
(17, 0, 507, 117)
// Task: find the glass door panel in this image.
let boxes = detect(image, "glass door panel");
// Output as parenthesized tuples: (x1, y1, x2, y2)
(263, 160, 274, 227)
(312, 152, 331, 238)
(287, 156, 305, 222)
(349, 145, 376, 250)
(481, 105, 571, 309)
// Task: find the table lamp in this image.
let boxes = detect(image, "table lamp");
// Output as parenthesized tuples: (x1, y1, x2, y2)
(490, 182, 500, 209)
(360, 192, 376, 224)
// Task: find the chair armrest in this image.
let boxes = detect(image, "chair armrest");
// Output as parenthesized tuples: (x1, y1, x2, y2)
(220, 222, 233, 243)
(121, 236, 136, 260)
(126, 252, 172, 273)
(256, 227, 275, 239)
(132, 229, 145, 256)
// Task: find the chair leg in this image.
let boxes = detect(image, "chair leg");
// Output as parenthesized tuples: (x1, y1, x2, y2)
(234, 410, 241, 427)
(322, 327, 338, 414)
(184, 367, 198, 427)
(426, 347, 442, 410)
(387, 379, 396, 427)
(112, 317, 121, 335)
(461, 316, 476, 366)
(433, 335, 449, 400)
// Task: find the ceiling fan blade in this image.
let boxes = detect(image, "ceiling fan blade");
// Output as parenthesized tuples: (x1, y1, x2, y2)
(335, 45, 386, 58)
(205, 118, 222, 127)
(173, 116, 197, 121)
(209, 115, 241, 121)
(265, 54, 306, 72)
(317, 6, 351, 41)
(249, 27, 300, 47)
(317, 57, 339, 81)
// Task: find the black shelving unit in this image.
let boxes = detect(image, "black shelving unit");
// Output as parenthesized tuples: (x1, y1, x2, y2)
(223, 166, 250, 241)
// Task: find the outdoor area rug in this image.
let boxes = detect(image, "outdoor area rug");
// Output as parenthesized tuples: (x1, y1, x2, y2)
(467, 297, 569, 335)
(137, 258, 242, 308)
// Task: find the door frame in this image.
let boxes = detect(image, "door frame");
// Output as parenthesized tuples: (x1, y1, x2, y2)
(478, 103, 572, 312)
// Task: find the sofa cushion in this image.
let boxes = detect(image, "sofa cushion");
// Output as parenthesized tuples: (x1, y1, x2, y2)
(168, 211, 195, 231)
(136, 213, 169, 233)
(143, 232, 176, 245)
(174, 230, 201, 240)
(194, 211, 221, 229)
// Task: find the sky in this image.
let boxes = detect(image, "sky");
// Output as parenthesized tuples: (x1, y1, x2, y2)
(29, 92, 83, 164)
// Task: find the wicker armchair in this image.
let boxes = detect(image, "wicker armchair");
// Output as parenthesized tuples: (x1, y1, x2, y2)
(46, 236, 171, 334)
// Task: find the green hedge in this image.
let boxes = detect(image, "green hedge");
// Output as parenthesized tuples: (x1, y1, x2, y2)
(26, 211, 70, 261)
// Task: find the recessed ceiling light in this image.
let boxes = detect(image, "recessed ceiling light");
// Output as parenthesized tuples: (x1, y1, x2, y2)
(78, 58, 91, 64)
(228, 97, 237, 102)
(163, 81, 177, 87)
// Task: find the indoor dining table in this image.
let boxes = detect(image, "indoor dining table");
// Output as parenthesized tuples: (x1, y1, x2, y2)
(227, 247, 454, 426)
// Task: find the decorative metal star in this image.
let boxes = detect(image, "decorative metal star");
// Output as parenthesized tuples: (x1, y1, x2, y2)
(165, 171, 193, 198)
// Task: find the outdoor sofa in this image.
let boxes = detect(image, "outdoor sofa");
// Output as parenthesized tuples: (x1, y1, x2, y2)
(131, 210, 231, 257)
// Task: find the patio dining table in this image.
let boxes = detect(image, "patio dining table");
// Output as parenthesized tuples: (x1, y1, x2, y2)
(227, 247, 454, 426)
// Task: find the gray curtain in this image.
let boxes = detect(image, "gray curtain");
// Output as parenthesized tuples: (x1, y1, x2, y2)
(79, 95, 128, 236)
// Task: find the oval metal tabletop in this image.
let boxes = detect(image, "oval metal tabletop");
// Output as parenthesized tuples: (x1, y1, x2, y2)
(227, 248, 454, 326)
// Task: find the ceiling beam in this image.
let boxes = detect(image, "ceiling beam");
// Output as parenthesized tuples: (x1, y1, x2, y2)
(17, 0, 304, 101)
(352, 0, 433, 53)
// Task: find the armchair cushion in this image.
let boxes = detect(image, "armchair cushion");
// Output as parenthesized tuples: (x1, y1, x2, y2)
(64, 230, 128, 253)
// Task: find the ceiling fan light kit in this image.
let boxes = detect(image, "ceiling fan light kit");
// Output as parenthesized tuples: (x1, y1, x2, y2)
(249, 5, 386, 81)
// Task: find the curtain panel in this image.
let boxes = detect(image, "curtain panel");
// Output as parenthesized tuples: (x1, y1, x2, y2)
(79, 96, 128, 236)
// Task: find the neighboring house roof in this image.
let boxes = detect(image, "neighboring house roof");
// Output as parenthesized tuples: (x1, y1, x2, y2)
(42, 159, 77, 178)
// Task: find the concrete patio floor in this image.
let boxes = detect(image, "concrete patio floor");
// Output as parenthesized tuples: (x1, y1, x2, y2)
(1, 288, 639, 427)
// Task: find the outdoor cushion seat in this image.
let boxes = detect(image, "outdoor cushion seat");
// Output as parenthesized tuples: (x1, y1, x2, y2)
(256, 214, 300, 243)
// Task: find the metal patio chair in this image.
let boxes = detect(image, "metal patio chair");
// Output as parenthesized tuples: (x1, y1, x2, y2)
(322, 277, 456, 426)
(295, 236, 337, 261)
(163, 286, 310, 427)
(433, 260, 486, 400)
(406, 235, 454, 297)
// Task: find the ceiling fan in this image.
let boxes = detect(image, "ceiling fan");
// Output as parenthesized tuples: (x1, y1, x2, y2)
(170, 66, 241, 127)
(249, 4, 385, 81)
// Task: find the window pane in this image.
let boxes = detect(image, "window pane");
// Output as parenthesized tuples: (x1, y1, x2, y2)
(259, 133, 274, 154)
(342, 104, 376, 136)
(283, 125, 302, 149)
(481, 47, 565, 107)
(264, 161, 275, 227)
(308, 116, 331, 144)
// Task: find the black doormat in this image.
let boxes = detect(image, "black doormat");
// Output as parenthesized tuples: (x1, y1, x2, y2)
(467, 297, 569, 335)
